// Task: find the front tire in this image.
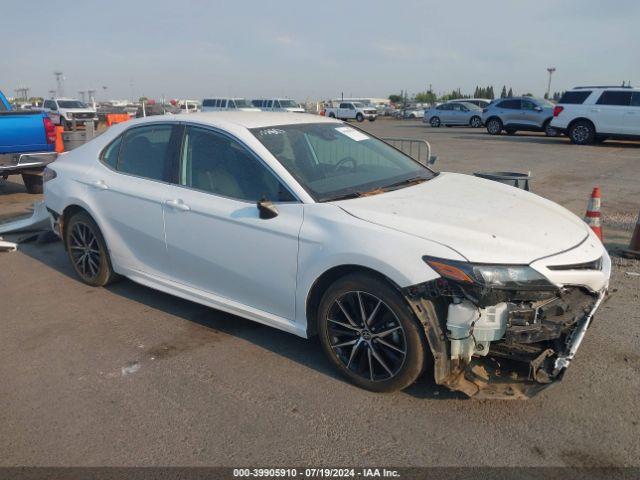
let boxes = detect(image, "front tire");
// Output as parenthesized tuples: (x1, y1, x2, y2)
(317, 272, 428, 392)
(486, 117, 503, 135)
(569, 120, 595, 145)
(469, 116, 482, 128)
(64, 211, 119, 287)
(356, 113, 364, 122)
(430, 117, 441, 127)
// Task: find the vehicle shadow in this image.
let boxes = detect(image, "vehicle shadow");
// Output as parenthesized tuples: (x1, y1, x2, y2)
(19, 241, 459, 400)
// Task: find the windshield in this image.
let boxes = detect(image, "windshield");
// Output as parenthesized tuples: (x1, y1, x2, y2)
(251, 123, 434, 202)
(58, 100, 87, 109)
(540, 99, 555, 107)
(233, 99, 252, 108)
(352, 102, 364, 108)
(279, 99, 298, 108)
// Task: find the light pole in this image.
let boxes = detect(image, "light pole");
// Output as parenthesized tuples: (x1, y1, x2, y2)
(546, 67, 556, 99)
(54, 71, 65, 97)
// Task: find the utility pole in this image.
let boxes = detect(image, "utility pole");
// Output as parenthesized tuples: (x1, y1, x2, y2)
(54, 71, 65, 97)
(87, 89, 96, 108)
(546, 67, 556, 99)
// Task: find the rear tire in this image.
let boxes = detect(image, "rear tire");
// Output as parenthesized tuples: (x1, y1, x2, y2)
(543, 120, 558, 137)
(486, 117, 503, 135)
(22, 173, 43, 194)
(505, 128, 517, 135)
(64, 211, 119, 287)
(569, 120, 596, 145)
(317, 272, 428, 392)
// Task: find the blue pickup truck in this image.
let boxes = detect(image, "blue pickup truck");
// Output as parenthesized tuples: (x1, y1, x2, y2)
(0, 90, 57, 193)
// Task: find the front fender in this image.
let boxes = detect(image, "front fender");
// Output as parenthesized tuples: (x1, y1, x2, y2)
(294, 204, 463, 327)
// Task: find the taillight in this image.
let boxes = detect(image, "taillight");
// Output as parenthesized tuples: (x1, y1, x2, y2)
(553, 106, 564, 117)
(43, 167, 57, 183)
(43, 116, 56, 144)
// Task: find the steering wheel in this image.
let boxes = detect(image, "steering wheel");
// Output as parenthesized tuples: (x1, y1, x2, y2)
(334, 156, 358, 172)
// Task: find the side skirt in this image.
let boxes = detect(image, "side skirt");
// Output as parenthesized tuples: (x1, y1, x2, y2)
(118, 266, 308, 338)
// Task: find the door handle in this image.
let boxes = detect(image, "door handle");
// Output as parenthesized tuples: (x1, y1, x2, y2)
(90, 180, 109, 190)
(165, 199, 191, 211)
(590, 109, 600, 113)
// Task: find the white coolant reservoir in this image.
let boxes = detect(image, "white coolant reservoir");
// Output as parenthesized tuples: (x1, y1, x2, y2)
(447, 300, 509, 361)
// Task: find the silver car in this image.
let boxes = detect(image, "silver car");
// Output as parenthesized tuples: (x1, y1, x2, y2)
(424, 101, 483, 128)
(481, 97, 558, 136)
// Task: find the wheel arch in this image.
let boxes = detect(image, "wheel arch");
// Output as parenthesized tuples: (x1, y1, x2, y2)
(305, 264, 402, 337)
(567, 116, 596, 133)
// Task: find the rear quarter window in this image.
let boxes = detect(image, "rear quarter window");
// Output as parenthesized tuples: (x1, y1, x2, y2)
(558, 91, 592, 104)
(101, 136, 122, 169)
(596, 91, 632, 106)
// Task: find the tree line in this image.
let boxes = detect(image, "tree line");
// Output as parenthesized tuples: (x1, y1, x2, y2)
(389, 85, 537, 105)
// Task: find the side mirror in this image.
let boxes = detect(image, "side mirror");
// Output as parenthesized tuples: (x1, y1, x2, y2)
(534, 106, 543, 112)
(257, 198, 278, 219)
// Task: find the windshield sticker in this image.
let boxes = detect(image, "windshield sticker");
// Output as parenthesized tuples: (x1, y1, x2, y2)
(258, 128, 285, 136)
(335, 126, 369, 142)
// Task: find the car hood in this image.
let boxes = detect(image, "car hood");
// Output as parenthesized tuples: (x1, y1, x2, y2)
(334, 172, 589, 264)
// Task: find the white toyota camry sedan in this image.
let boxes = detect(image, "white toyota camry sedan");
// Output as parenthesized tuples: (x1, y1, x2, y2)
(44, 112, 610, 398)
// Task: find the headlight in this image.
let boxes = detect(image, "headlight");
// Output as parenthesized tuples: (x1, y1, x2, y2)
(423, 256, 554, 290)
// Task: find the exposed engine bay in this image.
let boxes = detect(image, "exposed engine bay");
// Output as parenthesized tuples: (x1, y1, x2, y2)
(404, 278, 605, 399)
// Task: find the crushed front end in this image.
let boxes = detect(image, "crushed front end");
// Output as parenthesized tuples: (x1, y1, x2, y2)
(404, 250, 610, 399)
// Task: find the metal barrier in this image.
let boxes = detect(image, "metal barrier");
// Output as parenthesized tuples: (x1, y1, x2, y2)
(381, 137, 436, 166)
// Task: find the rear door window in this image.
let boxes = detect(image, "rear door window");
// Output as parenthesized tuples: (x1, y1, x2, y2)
(558, 91, 591, 104)
(117, 124, 175, 181)
(596, 91, 632, 106)
(497, 100, 521, 109)
(631, 92, 640, 107)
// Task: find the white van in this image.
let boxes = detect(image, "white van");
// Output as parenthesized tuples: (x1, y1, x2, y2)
(252, 98, 305, 113)
(201, 98, 260, 112)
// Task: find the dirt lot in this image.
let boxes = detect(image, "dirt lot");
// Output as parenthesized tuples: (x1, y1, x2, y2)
(1, 121, 639, 467)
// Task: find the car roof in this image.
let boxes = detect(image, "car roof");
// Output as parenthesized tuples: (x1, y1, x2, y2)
(131, 111, 340, 129)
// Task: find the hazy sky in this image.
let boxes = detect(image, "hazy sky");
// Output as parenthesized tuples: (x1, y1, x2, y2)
(3, 0, 638, 102)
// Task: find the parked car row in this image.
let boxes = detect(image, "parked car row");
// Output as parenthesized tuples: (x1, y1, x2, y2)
(420, 87, 640, 145)
(201, 98, 305, 113)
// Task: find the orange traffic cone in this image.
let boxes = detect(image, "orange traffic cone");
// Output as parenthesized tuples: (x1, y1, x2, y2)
(623, 210, 640, 259)
(584, 186, 603, 241)
(54, 126, 65, 153)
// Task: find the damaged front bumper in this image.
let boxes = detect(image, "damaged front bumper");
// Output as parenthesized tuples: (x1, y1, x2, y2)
(405, 281, 607, 399)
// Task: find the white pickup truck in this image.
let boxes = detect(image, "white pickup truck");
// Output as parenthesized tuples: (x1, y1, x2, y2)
(325, 102, 377, 122)
(43, 98, 98, 130)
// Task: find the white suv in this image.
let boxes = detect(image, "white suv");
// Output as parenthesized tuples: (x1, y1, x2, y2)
(551, 86, 640, 144)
